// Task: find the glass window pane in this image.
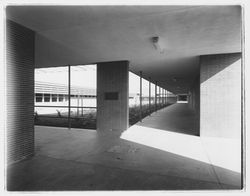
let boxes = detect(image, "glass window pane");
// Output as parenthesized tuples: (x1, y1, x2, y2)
(44, 94, 50, 102)
(35, 93, 43, 102)
(129, 72, 140, 107)
(70, 65, 96, 108)
(52, 94, 57, 102)
(59, 94, 64, 102)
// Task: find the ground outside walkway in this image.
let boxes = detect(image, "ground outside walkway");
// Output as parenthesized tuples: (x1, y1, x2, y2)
(7, 103, 241, 191)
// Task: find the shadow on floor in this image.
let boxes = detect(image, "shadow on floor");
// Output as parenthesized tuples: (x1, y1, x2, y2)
(7, 153, 241, 191)
(7, 126, 241, 191)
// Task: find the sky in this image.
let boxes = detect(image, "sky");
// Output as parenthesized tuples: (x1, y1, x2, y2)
(35, 64, 165, 96)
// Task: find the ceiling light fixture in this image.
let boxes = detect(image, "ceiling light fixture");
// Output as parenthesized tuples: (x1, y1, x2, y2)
(152, 36, 165, 54)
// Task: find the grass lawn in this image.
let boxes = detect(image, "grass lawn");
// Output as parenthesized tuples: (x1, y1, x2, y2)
(35, 104, 171, 129)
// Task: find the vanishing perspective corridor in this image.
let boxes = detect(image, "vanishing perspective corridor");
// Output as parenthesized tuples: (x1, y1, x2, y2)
(6, 6, 243, 191)
(7, 104, 241, 190)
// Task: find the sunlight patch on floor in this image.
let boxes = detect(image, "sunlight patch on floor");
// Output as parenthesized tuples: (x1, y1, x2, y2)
(121, 125, 241, 173)
(121, 125, 208, 163)
(201, 137, 241, 173)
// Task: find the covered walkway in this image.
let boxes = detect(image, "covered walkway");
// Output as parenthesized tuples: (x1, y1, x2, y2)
(7, 104, 241, 190)
(137, 103, 199, 136)
(6, 6, 243, 191)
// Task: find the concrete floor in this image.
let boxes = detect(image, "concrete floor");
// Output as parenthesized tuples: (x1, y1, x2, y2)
(7, 103, 241, 191)
(138, 103, 200, 136)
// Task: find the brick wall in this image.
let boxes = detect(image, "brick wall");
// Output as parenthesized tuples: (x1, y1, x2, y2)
(200, 53, 241, 138)
(6, 20, 35, 164)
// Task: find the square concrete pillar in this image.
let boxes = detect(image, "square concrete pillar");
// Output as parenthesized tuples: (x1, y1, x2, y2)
(200, 53, 241, 138)
(189, 76, 200, 114)
(97, 61, 129, 133)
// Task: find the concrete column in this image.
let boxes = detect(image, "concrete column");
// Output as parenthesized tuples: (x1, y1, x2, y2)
(149, 77, 151, 113)
(163, 89, 164, 105)
(200, 53, 241, 138)
(163, 89, 165, 105)
(164, 89, 166, 105)
(188, 76, 200, 113)
(81, 96, 83, 116)
(159, 87, 161, 106)
(77, 93, 80, 117)
(97, 61, 129, 133)
(158, 86, 160, 106)
(165, 90, 167, 105)
(155, 81, 157, 111)
(161, 88, 163, 105)
(68, 65, 71, 129)
(139, 71, 142, 122)
(166, 91, 169, 104)
(6, 20, 35, 164)
(162, 89, 163, 105)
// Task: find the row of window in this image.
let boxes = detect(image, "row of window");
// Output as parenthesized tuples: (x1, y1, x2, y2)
(35, 93, 96, 102)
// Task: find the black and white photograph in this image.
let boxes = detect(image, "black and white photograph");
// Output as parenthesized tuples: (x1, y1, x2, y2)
(1, 0, 249, 194)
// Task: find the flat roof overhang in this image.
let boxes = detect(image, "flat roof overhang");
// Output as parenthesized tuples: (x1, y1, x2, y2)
(6, 5, 242, 94)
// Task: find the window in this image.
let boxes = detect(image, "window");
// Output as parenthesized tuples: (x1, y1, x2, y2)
(52, 94, 57, 102)
(35, 93, 43, 102)
(44, 94, 51, 102)
(59, 94, 64, 102)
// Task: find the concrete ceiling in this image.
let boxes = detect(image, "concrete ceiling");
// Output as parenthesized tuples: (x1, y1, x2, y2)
(6, 6, 242, 94)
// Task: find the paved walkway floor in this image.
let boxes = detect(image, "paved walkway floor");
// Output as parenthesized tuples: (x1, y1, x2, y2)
(7, 103, 241, 191)
(138, 103, 199, 135)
